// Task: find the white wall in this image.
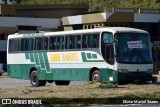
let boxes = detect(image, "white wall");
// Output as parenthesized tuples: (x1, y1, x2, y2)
(0, 16, 60, 30)
(134, 14, 160, 22)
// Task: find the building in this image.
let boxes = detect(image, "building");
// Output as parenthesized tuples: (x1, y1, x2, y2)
(0, 4, 88, 64)
(62, 8, 160, 42)
(15, 4, 88, 18)
(62, 8, 160, 73)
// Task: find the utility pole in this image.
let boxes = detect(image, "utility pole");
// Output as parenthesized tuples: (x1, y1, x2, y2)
(89, 0, 92, 12)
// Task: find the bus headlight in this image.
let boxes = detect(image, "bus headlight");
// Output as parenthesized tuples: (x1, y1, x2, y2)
(146, 69, 153, 73)
(118, 69, 128, 73)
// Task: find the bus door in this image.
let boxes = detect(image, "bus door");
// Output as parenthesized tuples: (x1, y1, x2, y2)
(101, 44, 114, 65)
(101, 32, 115, 65)
(101, 32, 116, 82)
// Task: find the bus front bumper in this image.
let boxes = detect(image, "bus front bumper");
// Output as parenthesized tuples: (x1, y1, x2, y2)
(118, 72, 152, 83)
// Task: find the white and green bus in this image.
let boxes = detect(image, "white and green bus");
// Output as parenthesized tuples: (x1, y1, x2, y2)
(7, 27, 153, 86)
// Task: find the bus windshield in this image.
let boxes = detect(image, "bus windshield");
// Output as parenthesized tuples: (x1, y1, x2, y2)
(115, 33, 152, 64)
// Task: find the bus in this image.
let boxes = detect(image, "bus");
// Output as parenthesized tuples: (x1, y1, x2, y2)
(7, 27, 153, 86)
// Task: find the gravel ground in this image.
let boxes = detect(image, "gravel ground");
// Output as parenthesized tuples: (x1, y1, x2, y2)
(0, 74, 89, 88)
(0, 74, 160, 106)
(0, 73, 160, 88)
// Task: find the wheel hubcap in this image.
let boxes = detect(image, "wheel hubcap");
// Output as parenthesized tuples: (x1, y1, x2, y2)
(93, 74, 100, 82)
(32, 75, 37, 85)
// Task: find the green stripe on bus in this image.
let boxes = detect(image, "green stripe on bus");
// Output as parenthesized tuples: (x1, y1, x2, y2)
(34, 53, 40, 65)
(43, 52, 50, 72)
(8, 64, 117, 82)
(38, 52, 45, 68)
(30, 53, 35, 62)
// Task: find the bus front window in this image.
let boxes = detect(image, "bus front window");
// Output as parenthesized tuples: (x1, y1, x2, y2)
(115, 33, 152, 64)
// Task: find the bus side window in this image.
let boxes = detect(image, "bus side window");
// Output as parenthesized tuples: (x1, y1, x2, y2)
(59, 36, 64, 50)
(49, 36, 56, 50)
(21, 38, 27, 51)
(9, 39, 14, 52)
(74, 35, 81, 49)
(82, 35, 86, 48)
(65, 36, 69, 49)
(78, 35, 81, 49)
(83, 34, 90, 48)
(43, 37, 48, 50)
(9, 39, 20, 53)
(57, 37, 60, 50)
(95, 34, 100, 48)
(89, 34, 99, 48)
(35, 37, 42, 51)
(69, 36, 74, 49)
(65, 35, 73, 49)
(27, 38, 33, 51)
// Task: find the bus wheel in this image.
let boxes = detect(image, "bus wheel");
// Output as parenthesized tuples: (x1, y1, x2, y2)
(91, 70, 100, 83)
(47, 80, 54, 83)
(55, 81, 70, 85)
(30, 70, 46, 87)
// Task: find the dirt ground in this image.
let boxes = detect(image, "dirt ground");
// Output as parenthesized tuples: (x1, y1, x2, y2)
(0, 82, 160, 99)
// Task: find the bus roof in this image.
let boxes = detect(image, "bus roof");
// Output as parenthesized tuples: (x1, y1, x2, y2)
(8, 27, 149, 38)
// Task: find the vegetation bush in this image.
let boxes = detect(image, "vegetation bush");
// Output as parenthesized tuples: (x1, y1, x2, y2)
(18, 0, 160, 11)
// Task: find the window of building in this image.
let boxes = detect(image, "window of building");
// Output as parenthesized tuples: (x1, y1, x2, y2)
(84, 25, 87, 29)
(92, 25, 94, 29)
(88, 25, 91, 29)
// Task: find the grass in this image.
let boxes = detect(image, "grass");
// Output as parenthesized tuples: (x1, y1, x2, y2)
(0, 83, 160, 106)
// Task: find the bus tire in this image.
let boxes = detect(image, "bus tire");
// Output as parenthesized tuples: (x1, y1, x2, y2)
(55, 80, 70, 85)
(30, 70, 46, 87)
(91, 70, 100, 83)
(0, 73, 2, 76)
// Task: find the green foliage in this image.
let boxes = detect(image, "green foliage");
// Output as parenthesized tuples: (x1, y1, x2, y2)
(20, 0, 87, 5)
(19, 0, 160, 11)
